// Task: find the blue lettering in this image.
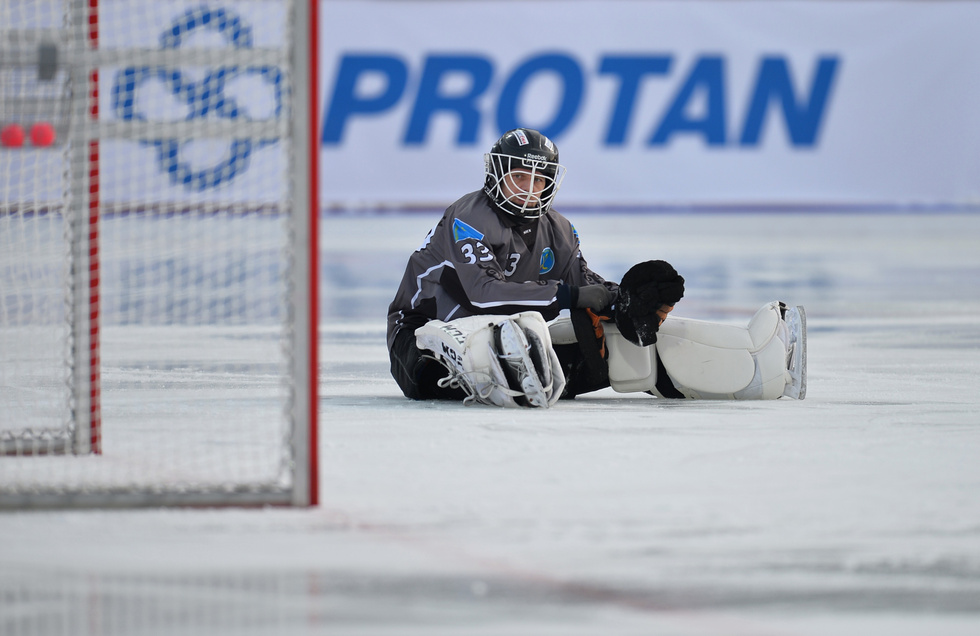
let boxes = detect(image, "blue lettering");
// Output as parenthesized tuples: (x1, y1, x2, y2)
(404, 55, 493, 145)
(322, 54, 408, 144)
(496, 53, 584, 139)
(740, 56, 839, 146)
(320, 52, 840, 149)
(598, 55, 672, 145)
(650, 56, 726, 146)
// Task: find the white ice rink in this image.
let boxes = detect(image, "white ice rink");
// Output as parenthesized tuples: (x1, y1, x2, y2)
(2, 210, 980, 635)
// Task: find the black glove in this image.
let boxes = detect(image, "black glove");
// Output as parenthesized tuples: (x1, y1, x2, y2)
(622, 260, 684, 312)
(575, 285, 617, 311)
(557, 284, 617, 312)
(615, 260, 685, 346)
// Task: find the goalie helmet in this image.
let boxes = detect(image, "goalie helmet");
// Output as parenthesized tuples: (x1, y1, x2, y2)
(484, 128, 566, 220)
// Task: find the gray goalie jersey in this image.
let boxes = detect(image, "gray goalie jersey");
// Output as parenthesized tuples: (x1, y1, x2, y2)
(387, 190, 616, 350)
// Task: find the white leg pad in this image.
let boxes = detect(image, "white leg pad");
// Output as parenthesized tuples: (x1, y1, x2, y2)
(416, 312, 565, 408)
(547, 302, 804, 400)
(656, 302, 786, 399)
(606, 302, 796, 400)
(604, 324, 658, 393)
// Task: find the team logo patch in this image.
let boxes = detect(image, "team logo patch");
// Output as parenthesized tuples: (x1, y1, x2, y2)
(514, 129, 529, 146)
(452, 218, 484, 242)
(539, 247, 555, 274)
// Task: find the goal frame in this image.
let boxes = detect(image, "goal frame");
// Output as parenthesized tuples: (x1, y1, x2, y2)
(0, 0, 319, 508)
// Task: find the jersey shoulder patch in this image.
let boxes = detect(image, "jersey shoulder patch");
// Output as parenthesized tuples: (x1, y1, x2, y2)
(539, 247, 555, 274)
(452, 218, 484, 243)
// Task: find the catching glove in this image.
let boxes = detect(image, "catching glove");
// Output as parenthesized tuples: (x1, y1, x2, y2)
(615, 260, 685, 346)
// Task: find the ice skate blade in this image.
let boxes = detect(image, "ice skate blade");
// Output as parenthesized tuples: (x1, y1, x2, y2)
(781, 305, 807, 400)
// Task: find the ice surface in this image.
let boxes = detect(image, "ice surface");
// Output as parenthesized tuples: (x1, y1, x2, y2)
(2, 211, 980, 635)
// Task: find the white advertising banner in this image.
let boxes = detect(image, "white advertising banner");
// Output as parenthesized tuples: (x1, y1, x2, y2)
(319, 0, 980, 210)
(5, 1, 978, 211)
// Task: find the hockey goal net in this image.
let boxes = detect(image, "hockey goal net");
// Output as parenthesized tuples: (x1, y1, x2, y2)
(0, 0, 318, 507)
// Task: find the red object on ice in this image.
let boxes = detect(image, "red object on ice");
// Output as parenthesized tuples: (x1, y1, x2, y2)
(1, 124, 26, 147)
(30, 122, 56, 147)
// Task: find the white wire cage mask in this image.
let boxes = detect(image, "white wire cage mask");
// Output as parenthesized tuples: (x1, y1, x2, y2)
(484, 153, 567, 219)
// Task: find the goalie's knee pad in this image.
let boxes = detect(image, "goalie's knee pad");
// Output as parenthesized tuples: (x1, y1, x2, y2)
(415, 312, 566, 408)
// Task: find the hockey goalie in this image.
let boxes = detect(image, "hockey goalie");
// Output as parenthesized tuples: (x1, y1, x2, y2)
(386, 128, 806, 408)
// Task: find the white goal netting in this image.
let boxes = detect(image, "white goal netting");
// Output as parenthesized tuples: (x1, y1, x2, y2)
(0, 0, 317, 507)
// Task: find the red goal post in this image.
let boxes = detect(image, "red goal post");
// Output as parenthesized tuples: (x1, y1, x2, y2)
(0, 0, 319, 508)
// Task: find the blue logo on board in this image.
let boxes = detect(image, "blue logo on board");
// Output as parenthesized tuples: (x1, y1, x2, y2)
(111, 7, 282, 191)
